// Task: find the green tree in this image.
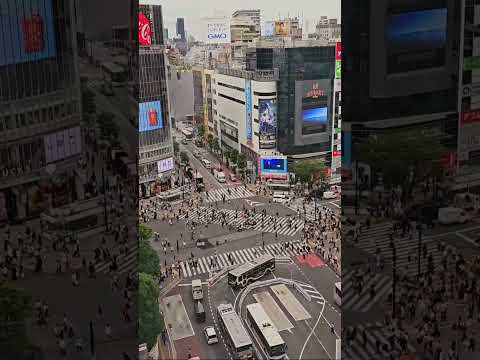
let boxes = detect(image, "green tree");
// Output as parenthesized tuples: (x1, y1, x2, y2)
(0, 285, 44, 360)
(139, 224, 153, 241)
(97, 112, 119, 142)
(180, 151, 189, 164)
(237, 153, 247, 174)
(229, 149, 239, 166)
(223, 148, 232, 167)
(206, 133, 214, 151)
(355, 132, 445, 203)
(197, 125, 205, 138)
(139, 273, 164, 349)
(212, 138, 220, 154)
(81, 88, 96, 126)
(293, 159, 326, 188)
(139, 238, 161, 278)
(173, 140, 179, 154)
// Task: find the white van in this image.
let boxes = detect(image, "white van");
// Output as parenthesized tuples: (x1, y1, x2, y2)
(202, 158, 211, 169)
(438, 207, 470, 225)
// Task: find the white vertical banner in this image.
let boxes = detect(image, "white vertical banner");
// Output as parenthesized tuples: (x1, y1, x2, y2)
(335, 339, 341, 360)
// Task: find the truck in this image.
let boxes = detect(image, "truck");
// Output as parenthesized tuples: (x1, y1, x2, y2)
(213, 169, 226, 183)
(438, 207, 470, 225)
(192, 279, 204, 301)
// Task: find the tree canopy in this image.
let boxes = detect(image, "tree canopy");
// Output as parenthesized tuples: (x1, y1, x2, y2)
(293, 159, 326, 186)
(139, 273, 164, 349)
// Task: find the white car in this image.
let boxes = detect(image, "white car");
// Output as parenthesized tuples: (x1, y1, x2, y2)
(204, 326, 218, 345)
(323, 191, 337, 200)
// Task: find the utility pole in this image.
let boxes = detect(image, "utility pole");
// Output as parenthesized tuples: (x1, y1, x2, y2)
(89, 321, 96, 360)
(102, 167, 108, 230)
(417, 223, 422, 279)
(392, 245, 396, 319)
(354, 160, 359, 215)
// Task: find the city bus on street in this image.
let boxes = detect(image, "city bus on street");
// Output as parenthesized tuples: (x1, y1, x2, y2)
(246, 303, 287, 360)
(181, 128, 193, 140)
(228, 255, 275, 289)
(217, 303, 254, 360)
(334, 282, 341, 306)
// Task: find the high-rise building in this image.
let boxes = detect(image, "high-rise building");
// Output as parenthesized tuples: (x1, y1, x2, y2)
(176, 17, 186, 41)
(315, 17, 341, 44)
(0, 0, 83, 222)
(138, 3, 175, 197)
(245, 39, 336, 179)
(230, 16, 260, 67)
(192, 67, 205, 128)
(232, 9, 261, 34)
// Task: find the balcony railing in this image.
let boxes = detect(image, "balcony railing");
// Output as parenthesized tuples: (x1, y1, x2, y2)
(216, 67, 279, 81)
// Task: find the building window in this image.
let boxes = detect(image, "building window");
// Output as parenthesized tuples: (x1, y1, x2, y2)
(218, 93, 245, 105)
(217, 82, 244, 92)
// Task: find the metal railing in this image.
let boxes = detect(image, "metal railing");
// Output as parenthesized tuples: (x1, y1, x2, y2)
(216, 67, 279, 81)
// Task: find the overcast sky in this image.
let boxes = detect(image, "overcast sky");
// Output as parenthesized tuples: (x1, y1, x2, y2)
(141, 0, 340, 40)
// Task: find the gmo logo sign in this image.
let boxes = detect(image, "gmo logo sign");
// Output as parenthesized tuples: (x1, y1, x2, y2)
(207, 33, 227, 39)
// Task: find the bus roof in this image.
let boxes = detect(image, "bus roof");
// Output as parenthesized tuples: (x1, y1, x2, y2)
(229, 255, 274, 277)
(217, 303, 252, 349)
(246, 303, 285, 347)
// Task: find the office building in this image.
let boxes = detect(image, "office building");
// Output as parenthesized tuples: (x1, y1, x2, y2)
(315, 17, 341, 43)
(245, 39, 336, 178)
(232, 9, 261, 35)
(193, 67, 205, 127)
(458, 0, 480, 187)
(0, 0, 83, 222)
(176, 17, 186, 41)
(230, 16, 260, 67)
(138, 3, 175, 197)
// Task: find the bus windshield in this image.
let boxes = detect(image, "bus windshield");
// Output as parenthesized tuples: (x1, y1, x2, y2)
(271, 344, 286, 357)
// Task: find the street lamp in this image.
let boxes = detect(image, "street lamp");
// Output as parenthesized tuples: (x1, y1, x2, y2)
(416, 222, 423, 279)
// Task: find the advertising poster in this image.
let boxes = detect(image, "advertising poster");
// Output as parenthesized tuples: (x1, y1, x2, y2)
(0, 0, 57, 66)
(387, 8, 447, 73)
(258, 99, 277, 149)
(44, 126, 82, 164)
(275, 21, 289, 36)
(264, 21, 275, 37)
(204, 17, 231, 44)
(260, 157, 288, 174)
(139, 101, 163, 132)
(335, 42, 342, 60)
(245, 80, 253, 143)
(335, 61, 341, 79)
(301, 80, 330, 135)
(157, 157, 174, 173)
(139, 12, 152, 46)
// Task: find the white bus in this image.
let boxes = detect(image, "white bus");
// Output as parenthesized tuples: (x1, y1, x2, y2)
(217, 303, 254, 360)
(334, 282, 341, 306)
(246, 303, 287, 360)
(181, 128, 193, 140)
(228, 255, 275, 289)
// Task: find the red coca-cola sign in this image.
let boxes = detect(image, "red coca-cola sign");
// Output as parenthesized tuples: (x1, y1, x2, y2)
(461, 110, 480, 125)
(23, 14, 44, 53)
(333, 150, 342, 157)
(148, 109, 158, 126)
(139, 12, 152, 46)
(335, 42, 342, 60)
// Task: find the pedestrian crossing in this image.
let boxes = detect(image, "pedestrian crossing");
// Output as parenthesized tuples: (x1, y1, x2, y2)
(342, 322, 416, 360)
(178, 242, 303, 278)
(286, 201, 318, 221)
(347, 221, 447, 278)
(341, 269, 392, 312)
(295, 282, 325, 303)
(94, 244, 137, 275)
(179, 206, 305, 236)
(204, 186, 254, 203)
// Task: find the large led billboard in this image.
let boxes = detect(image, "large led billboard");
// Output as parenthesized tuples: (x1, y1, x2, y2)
(158, 157, 174, 173)
(0, 0, 57, 66)
(275, 21, 289, 36)
(203, 17, 231, 44)
(387, 8, 447, 73)
(258, 99, 277, 149)
(264, 21, 275, 37)
(302, 107, 328, 135)
(139, 101, 163, 132)
(245, 80, 253, 143)
(44, 127, 82, 164)
(139, 12, 152, 46)
(260, 157, 288, 174)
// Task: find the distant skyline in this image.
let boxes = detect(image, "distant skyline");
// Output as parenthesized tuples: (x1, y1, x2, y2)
(140, 0, 340, 40)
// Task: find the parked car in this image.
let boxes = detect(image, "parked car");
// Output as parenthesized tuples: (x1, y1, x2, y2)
(438, 207, 470, 225)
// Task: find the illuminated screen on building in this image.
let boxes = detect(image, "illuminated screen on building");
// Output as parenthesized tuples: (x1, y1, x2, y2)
(387, 8, 447, 73)
(0, 0, 56, 66)
(139, 11, 152, 46)
(261, 157, 288, 174)
(301, 80, 330, 135)
(258, 99, 277, 149)
(139, 101, 163, 132)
